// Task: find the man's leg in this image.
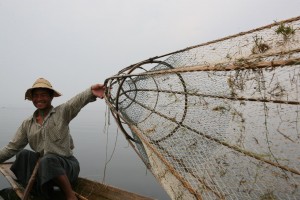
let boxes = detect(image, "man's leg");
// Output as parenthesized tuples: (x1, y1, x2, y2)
(53, 174, 77, 200)
(10, 150, 39, 190)
(39, 154, 80, 199)
(41, 175, 77, 200)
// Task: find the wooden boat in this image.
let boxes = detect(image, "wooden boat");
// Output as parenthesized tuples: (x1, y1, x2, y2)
(0, 162, 154, 200)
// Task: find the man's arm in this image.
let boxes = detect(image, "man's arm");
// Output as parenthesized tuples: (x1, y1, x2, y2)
(0, 123, 28, 163)
(61, 84, 106, 122)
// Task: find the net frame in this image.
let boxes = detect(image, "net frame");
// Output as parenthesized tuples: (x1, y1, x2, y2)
(104, 16, 300, 200)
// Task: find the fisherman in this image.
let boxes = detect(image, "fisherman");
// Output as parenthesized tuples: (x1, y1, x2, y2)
(0, 78, 106, 200)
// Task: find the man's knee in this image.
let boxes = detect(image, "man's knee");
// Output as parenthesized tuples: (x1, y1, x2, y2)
(40, 154, 61, 166)
(16, 149, 33, 158)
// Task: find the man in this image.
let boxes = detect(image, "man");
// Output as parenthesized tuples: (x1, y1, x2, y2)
(0, 78, 106, 200)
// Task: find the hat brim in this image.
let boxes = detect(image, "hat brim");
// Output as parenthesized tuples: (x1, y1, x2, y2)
(25, 87, 62, 101)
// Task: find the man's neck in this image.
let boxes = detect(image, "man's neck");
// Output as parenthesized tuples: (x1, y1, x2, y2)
(36, 107, 52, 125)
(37, 106, 52, 118)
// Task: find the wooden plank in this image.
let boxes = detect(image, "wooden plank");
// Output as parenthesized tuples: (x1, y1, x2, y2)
(0, 163, 24, 199)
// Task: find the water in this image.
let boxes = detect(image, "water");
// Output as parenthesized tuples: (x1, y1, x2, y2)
(0, 106, 170, 200)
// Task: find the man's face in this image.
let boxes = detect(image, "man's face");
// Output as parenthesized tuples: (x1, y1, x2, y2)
(32, 88, 53, 110)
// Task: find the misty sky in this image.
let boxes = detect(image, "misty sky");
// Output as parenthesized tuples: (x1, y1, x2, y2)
(0, 0, 299, 107)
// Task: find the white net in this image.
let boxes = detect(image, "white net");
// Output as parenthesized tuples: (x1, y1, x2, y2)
(105, 16, 300, 200)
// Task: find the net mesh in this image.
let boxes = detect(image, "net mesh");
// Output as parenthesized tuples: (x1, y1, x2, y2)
(104, 16, 300, 200)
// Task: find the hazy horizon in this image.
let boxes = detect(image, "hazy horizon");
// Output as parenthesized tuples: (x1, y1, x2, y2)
(0, 0, 299, 108)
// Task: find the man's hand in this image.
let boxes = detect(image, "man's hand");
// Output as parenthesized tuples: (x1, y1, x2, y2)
(91, 84, 106, 99)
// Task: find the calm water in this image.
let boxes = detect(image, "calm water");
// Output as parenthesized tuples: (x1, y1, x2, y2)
(0, 106, 170, 200)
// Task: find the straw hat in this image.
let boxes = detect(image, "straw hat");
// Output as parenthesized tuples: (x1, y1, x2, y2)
(25, 78, 62, 100)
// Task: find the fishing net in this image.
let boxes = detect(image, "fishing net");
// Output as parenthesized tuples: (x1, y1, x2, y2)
(104, 16, 300, 200)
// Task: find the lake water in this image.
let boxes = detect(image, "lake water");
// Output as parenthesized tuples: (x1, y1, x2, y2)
(0, 106, 170, 200)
